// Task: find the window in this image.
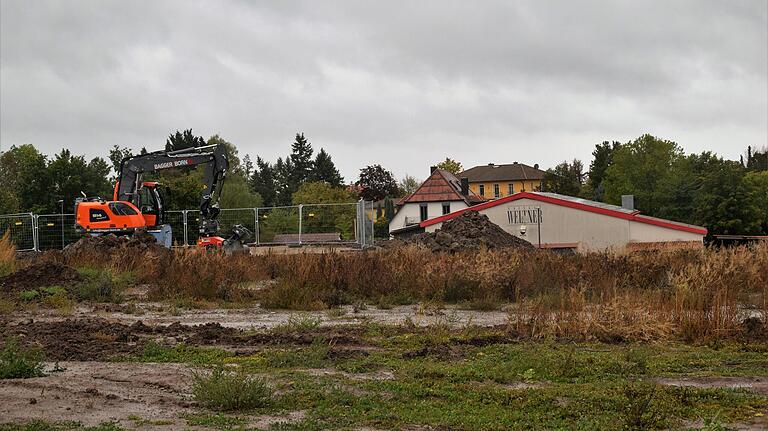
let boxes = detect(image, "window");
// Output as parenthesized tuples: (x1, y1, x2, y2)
(442, 203, 450, 215)
(109, 202, 138, 216)
(478, 184, 485, 196)
(89, 209, 110, 222)
(420, 203, 428, 221)
(493, 184, 500, 198)
(508, 183, 514, 195)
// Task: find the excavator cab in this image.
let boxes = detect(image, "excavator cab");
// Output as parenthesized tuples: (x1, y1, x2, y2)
(135, 181, 166, 228)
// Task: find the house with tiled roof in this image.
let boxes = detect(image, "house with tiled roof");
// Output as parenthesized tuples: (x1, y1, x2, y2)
(389, 167, 484, 234)
(459, 162, 547, 199)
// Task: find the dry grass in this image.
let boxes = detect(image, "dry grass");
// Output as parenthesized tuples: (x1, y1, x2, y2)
(0, 232, 16, 277)
(17, 239, 768, 343)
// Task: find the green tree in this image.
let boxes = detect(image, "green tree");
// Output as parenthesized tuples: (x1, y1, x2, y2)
(745, 145, 768, 171)
(273, 157, 295, 206)
(586, 141, 620, 201)
(356, 165, 399, 201)
(165, 129, 206, 151)
(311, 148, 343, 186)
(0, 144, 51, 213)
(289, 133, 314, 185)
(398, 174, 420, 197)
(542, 159, 584, 196)
(602, 134, 683, 214)
(291, 181, 354, 205)
(744, 171, 768, 234)
(108, 145, 133, 179)
(47, 149, 112, 210)
(693, 160, 762, 235)
(436, 158, 463, 174)
(250, 157, 277, 207)
(384, 197, 395, 220)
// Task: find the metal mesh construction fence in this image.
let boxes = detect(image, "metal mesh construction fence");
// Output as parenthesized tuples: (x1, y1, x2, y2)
(0, 213, 36, 251)
(1, 200, 374, 251)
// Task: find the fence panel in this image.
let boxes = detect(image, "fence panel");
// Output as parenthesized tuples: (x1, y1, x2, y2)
(36, 214, 79, 250)
(164, 210, 187, 246)
(0, 213, 36, 251)
(1, 200, 373, 250)
(255, 206, 300, 245)
(300, 203, 358, 244)
(218, 208, 257, 243)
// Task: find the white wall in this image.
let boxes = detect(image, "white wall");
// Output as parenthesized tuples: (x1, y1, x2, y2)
(390, 201, 467, 233)
(629, 220, 704, 243)
(425, 197, 704, 251)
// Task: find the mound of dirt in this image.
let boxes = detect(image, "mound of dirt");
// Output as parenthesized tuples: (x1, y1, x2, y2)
(0, 262, 83, 291)
(63, 230, 166, 256)
(408, 211, 534, 252)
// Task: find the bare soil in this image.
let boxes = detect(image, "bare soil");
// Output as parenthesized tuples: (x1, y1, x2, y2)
(0, 317, 369, 361)
(0, 261, 82, 291)
(0, 361, 304, 430)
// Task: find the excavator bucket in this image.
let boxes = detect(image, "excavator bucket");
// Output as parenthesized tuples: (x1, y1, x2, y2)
(222, 224, 251, 255)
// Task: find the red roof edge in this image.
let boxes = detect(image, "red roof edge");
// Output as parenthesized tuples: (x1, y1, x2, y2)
(420, 192, 708, 235)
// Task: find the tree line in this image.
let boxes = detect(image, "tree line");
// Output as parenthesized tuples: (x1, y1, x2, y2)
(0, 130, 410, 215)
(541, 134, 768, 236)
(2, 130, 765, 237)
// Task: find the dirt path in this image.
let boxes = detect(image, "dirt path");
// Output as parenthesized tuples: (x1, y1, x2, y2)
(5, 302, 511, 329)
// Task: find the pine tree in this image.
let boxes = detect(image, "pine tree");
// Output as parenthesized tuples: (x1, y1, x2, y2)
(311, 148, 343, 186)
(249, 156, 276, 206)
(165, 129, 206, 151)
(289, 133, 314, 184)
(274, 157, 295, 205)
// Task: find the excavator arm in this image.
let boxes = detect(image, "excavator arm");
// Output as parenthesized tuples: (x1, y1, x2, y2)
(116, 144, 229, 235)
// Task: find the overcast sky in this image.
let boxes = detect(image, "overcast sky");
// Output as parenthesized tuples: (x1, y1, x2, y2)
(1, 1, 766, 181)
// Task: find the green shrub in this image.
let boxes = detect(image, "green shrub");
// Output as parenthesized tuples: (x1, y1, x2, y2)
(18, 290, 40, 302)
(0, 338, 45, 379)
(193, 367, 271, 411)
(71, 269, 120, 302)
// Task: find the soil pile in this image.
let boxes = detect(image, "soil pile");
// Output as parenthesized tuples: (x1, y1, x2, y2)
(0, 262, 82, 290)
(409, 211, 534, 252)
(0, 318, 367, 361)
(63, 230, 166, 256)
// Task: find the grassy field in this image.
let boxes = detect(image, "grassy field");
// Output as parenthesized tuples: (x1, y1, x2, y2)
(1, 235, 767, 429)
(1, 322, 767, 430)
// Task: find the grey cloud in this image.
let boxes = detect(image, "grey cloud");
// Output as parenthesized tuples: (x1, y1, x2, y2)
(1, 0, 766, 181)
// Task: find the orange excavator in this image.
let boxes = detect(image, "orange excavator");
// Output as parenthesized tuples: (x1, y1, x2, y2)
(74, 143, 250, 252)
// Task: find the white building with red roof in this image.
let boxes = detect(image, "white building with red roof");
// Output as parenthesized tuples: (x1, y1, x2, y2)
(419, 191, 707, 252)
(389, 167, 485, 234)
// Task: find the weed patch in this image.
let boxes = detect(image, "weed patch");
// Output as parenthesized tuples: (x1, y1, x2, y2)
(0, 337, 45, 379)
(193, 367, 272, 411)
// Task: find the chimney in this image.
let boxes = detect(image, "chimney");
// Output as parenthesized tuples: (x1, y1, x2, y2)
(460, 177, 469, 196)
(621, 195, 635, 211)
(534, 163, 539, 170)
(430, 165, 437, 174)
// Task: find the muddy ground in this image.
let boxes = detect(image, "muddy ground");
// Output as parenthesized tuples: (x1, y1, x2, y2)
(0, 361, 305, 430)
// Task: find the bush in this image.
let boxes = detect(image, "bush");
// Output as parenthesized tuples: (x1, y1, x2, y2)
(193, 367, 271, 411)
(0, 338, 45, 379)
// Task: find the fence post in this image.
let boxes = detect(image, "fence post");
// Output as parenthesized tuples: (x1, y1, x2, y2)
(32, 213, 39, 252)
(182, 210, 188, 247)
(298, 204, 303, 245)
(254, 208, 259, 245)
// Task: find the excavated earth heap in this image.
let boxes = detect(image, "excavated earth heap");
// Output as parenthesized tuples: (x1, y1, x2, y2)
(408, 211, 534, 252)
(63, 230, 167, 256)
